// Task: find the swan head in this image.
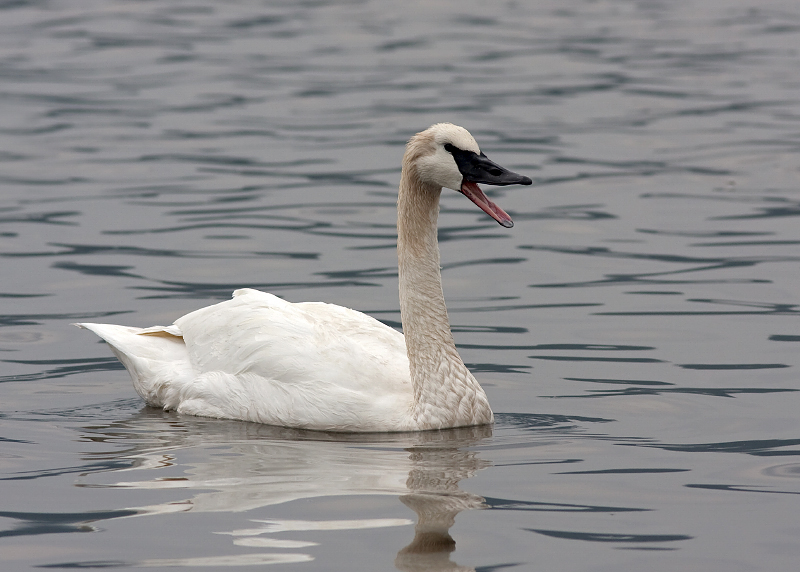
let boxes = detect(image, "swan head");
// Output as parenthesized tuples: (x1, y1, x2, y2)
(408, 123, 532, 228)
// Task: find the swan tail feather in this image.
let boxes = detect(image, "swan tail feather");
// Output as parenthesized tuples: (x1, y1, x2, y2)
(74, 323, 195, 409)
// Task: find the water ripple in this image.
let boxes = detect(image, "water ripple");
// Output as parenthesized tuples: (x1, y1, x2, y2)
(1, 0, 800, 569)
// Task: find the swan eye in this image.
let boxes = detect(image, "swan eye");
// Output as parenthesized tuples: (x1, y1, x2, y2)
(444, 143, 477, 161)
(446, 145, 502, 176)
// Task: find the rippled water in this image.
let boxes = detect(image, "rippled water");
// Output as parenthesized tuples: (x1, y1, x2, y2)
(1, 0, 800, 570)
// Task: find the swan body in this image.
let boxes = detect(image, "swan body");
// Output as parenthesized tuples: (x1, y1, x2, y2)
(77, 123, 531, 432)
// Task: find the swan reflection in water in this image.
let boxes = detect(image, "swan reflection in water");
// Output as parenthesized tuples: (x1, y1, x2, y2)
(396, 441, 489, 572)
(76, 408, 492, 571)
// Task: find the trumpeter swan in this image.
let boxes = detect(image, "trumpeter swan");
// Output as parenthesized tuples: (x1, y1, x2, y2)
(77, 123, 532, 432)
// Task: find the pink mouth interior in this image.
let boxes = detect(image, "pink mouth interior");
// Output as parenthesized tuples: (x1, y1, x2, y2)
(459, 181, 514, 228)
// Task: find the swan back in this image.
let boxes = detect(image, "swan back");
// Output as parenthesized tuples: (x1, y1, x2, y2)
(172, 289, 414, 430)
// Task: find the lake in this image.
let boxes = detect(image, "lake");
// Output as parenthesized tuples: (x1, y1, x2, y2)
(1, 0, 799, 570)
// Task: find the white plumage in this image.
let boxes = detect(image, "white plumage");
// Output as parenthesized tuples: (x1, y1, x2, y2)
(77, 123, 531, 432)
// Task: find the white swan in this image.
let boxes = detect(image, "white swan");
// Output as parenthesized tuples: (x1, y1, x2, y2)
(77, 123, 531, 432)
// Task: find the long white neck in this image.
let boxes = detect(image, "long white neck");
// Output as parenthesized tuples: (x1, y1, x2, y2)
(397, 168, 493, 430)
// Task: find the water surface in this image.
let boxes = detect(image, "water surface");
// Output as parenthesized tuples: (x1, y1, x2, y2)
(1, 0, 800, 570)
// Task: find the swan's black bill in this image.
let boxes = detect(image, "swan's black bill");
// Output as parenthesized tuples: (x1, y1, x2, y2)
(445, 143, 531, 228)
(445, 144, 532, 187)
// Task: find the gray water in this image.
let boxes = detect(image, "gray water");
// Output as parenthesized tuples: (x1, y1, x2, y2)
(1, 0, 799, 570)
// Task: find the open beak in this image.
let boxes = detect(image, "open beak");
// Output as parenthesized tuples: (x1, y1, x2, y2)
(449, 147, 532, 228)
(460, 181, 515, 228)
